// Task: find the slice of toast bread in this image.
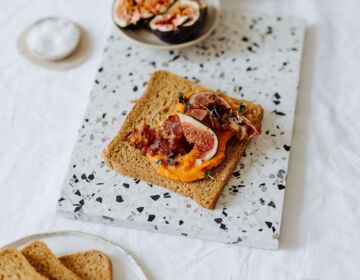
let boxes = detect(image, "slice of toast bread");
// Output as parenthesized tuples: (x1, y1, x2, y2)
(59, 250, 112, 280)
(0, 247, 48, 280)
(21, 241, 81, 280)
(102, 70, 263, 209)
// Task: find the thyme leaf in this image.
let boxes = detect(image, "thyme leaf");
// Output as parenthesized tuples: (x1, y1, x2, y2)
(205, 170, 215, 180)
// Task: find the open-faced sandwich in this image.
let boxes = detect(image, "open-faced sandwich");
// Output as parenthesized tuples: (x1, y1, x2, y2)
(103, 71, 263, 209)
(112, 0, 207, 44)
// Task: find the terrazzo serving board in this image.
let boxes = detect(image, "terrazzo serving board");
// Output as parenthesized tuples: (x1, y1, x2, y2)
(58, 10, 305, 249)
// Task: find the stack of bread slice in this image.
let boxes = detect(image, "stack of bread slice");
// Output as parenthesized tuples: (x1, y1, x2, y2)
(0, 241, 112, 280)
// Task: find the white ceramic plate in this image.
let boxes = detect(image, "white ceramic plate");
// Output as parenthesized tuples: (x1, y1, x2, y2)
(2, 230, 148, 280)
(113, 0, 220, 50)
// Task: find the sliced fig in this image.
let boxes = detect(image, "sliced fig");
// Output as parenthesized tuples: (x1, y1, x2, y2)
(149, 0, 206, 44)
(136, 0, 175, 17)
(188, 92, 231, 111)
(186, 108, 209, 122)
(113, 0, 174, 28)
(113, 0, 142, 28)
(177, 112, 218, 161)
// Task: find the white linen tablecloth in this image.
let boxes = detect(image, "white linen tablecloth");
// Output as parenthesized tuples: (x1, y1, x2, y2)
(1, 0, 359, 279)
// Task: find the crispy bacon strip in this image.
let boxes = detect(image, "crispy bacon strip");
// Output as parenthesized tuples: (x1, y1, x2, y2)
(127, 114, 191, 156)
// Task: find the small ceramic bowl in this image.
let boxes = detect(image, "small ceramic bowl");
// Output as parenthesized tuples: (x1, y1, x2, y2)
(25, 17, 81, 61)
(113, 0, 220, 50)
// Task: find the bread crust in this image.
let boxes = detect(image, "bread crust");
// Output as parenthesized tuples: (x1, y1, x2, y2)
(0, 248, 48, 280)
(59, 250, 112, 280)
(21, 241, 81, 280)
(103, 71, 263, 209)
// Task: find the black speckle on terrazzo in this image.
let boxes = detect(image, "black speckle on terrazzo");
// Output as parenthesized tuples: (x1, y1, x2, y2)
(247, 46, 255, 53)
(273, 110, 286, 116)
(220, 223, 228, 231)
(172, 55, 180, 61)
(273, 100, 280, 105)
(259, 198, 265, 205)
(265, 221, 272, 228)
(246, 67, 258, 72)
(96, 197, 103, 203)
(74, 190, 81, 196)
(179, 220, 184, 226)
(268, 201, 276, 208)
(278, 184, 286, 190)
(222, 208, 228, 217)
(283, 145, 291, 151)
(103, 215, 114, 221)
(147, 214, 155, 222)
(116, 195, 124, 203)
(277, 169, 286, 179)
(136, 207, 144, 213)
(214, 218, 222, 224)
(122, 183, 130, 188)
(74, 205, 82, 212)
(150, 195, 160, 201)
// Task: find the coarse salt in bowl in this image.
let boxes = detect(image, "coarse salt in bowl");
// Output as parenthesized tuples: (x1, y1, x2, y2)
(26, 17, 81, 61)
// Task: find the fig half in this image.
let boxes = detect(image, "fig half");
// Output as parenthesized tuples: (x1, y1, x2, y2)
(177, 112, 218, 161)
(188, 92, 231, 111)
(136, 0, 175, 17)
(149, 0, 207, 44)
(113, 0, 141, 28)
(113, 0, 174, 28)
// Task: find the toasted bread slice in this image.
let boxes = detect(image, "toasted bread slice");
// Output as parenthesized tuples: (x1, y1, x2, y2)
(59, 250, 112, 280)
(0, 247, 48, 280)
(103, 71, 263, 209)
(21, 241, 81, 280)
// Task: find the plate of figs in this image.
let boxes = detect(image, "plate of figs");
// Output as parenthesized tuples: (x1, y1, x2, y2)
(112, 0, 220, 50)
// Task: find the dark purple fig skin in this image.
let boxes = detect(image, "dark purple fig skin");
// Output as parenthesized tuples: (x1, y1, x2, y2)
(152, 8, 207, 44)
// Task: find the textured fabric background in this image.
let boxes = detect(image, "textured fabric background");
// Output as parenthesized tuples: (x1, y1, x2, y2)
(0, 0, 359, 279)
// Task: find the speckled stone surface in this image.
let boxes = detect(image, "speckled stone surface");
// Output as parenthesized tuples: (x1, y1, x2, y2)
(58, 11, 305, 249)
